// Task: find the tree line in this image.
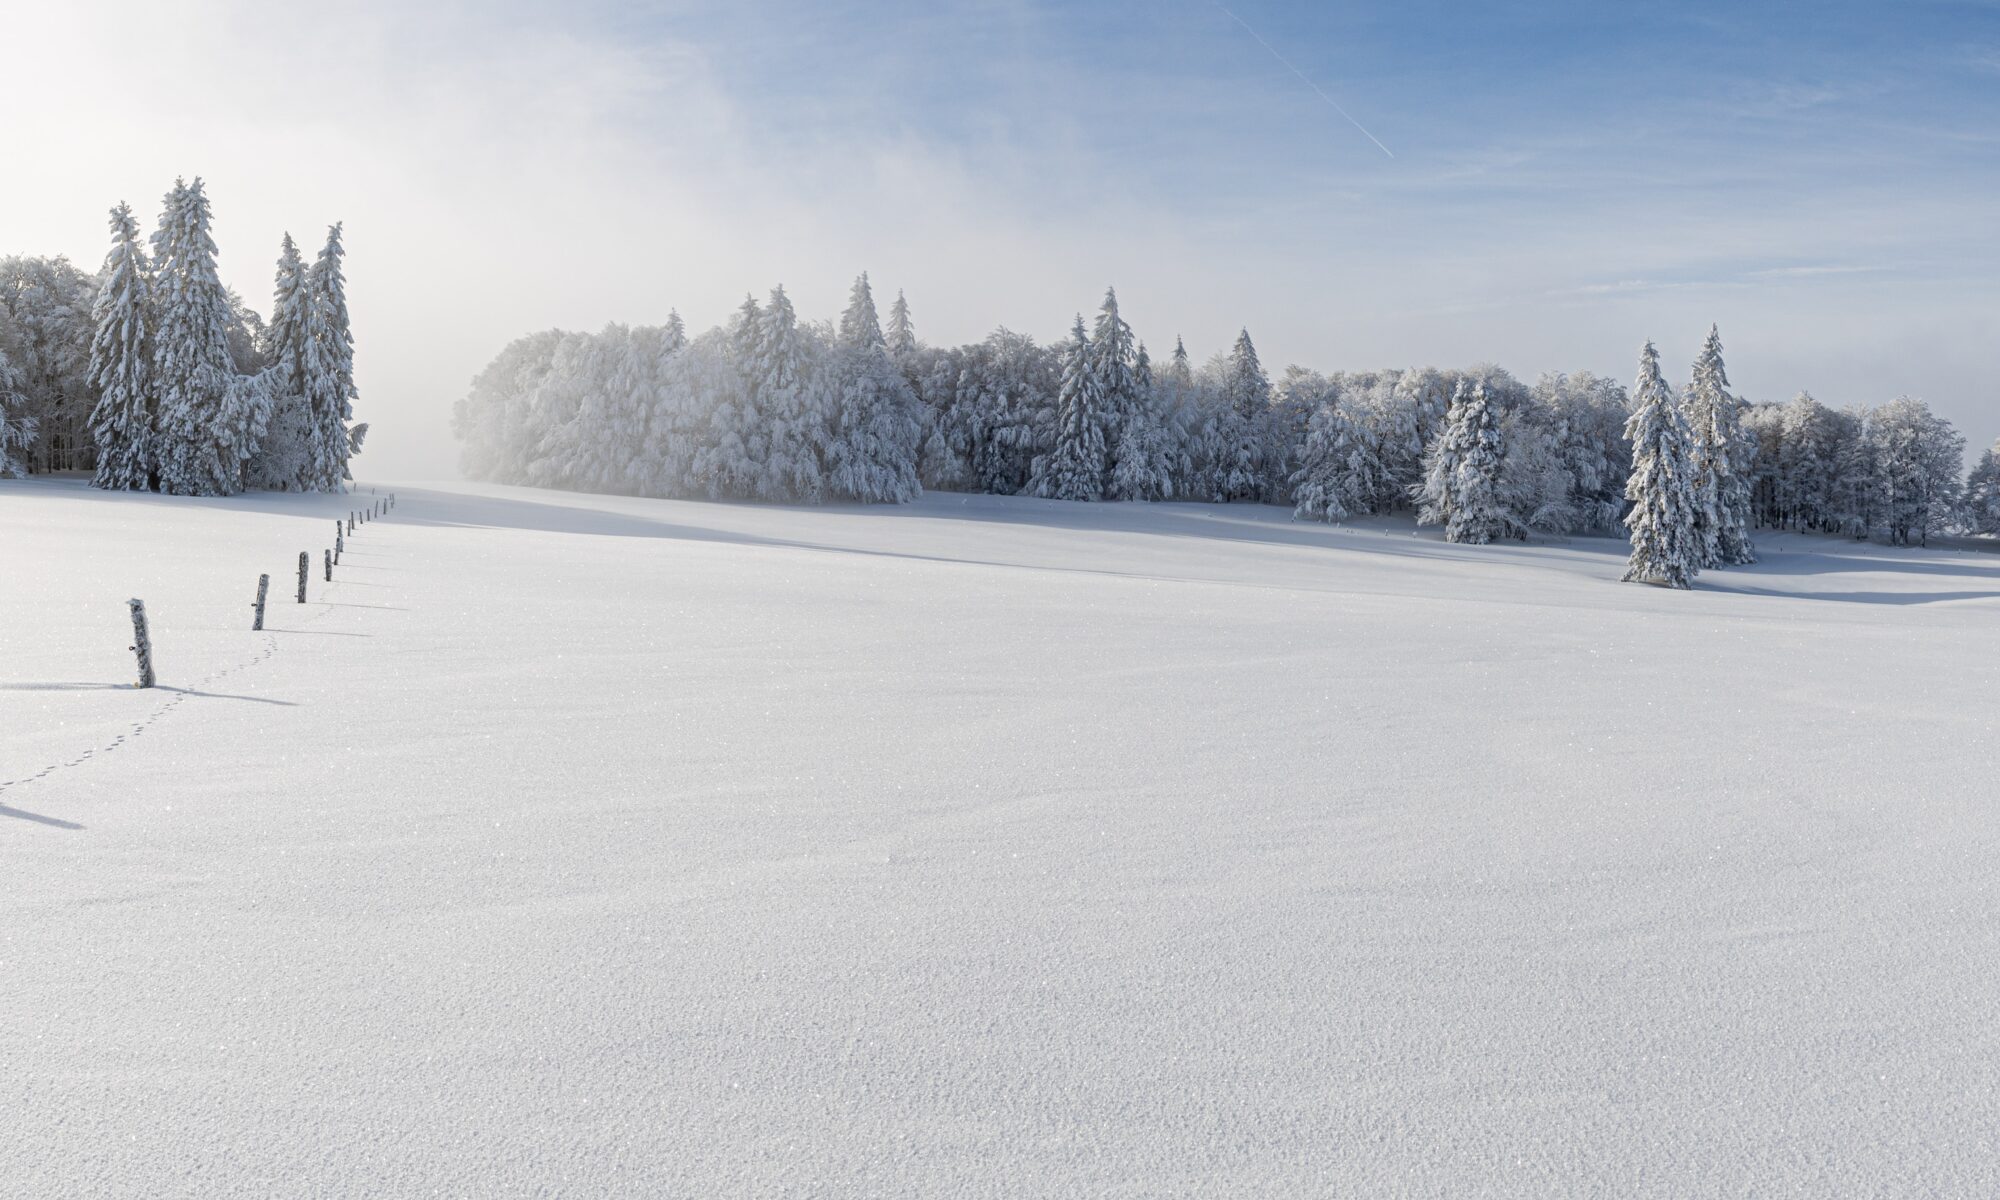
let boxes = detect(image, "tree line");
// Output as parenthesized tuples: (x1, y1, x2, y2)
(452, 279, 2000, 558)
(0, 177, 362, 494)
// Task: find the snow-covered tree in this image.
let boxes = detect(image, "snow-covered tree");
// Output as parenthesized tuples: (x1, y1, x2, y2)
(885, 289, 917, 357)
(1621, 341, 1703, 588)
(1413, 380, 1508, 544)
(1109, 341, 1179, 501)
(0, 255, 97, 473)
(243, 234, 317, 491)
(87, 204, 155, 490)
(1289, 395, 1371, 524)
(151, 178, 255, 495)
(0, 342, 30, 477)
(1025, 315, 1105, 501)
(824, 273, 921, 502)
(1871, 396, 1964, 546)
(1682, 325, 1756, 566)
(304, 223, 359, 489)
(1209, 328, 1270, 502)
(1965, 438, 2000, 536)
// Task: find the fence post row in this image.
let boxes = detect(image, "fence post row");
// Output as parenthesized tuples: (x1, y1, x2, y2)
(128, 598, 156, 689)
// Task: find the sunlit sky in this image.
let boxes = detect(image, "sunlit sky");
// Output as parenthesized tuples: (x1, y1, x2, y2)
(8, 0, 1998, 475)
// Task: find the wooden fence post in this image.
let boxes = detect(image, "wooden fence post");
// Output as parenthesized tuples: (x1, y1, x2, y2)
(296, 552, 308, 603)
(324, 548, 332, 582)
(253, 574, 269, 630)
(128, 599, 156, 689)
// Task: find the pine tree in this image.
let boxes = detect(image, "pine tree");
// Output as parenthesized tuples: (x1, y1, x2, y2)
(1414, 381, 1508, 544)
(87, 202, 155, 490)
(1682, 325, 1756, 565)
(305, 223, 358, 489)
(661, 309, 687, 356)
(151, 178, 250, 495)
(1025, 315, 1105, 501)
(1621, 341, 1703, 588)
(839, 272, 885, 350)
(885, 289, 917, 357)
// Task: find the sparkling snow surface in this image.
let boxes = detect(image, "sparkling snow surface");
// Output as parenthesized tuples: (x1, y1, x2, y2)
(4, 477, 1998, 1197)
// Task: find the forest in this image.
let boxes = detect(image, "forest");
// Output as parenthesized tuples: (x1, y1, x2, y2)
(0, 178, 361, 495)
(451, 278, 2000, 560)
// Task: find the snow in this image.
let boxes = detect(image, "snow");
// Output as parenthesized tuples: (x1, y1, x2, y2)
(4, 476, 1999, 1196)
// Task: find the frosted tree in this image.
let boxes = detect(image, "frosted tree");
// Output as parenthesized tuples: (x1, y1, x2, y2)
(885, 289, 917, 357)
(243, 234, 317, 491)
(1085, 288, 1141, 497)
(1212, 328, 1270, 501)
(1025, 315, 1105, 501)
(305, 223, 359, 489)
(1109, 341, 1179, 501)
(88, 203, 155, 490)
(0, 343, 30, 477)
(1413, 380, 1508, 543)
(1621, 341, 1703, 588)
(1290, 398, 1370, 523)
(749, 285, 824, 502)
(1682, 325, 1755, 565)
(1965, 438, 2000, 536)
(0, 255, 97, 472)
(1871, 396, 1964, 546)
(151, 178, 252, 495)
(825, 273, 921, 502)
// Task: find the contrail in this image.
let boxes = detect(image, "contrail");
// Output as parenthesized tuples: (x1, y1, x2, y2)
(1213, 3, 1394, 159)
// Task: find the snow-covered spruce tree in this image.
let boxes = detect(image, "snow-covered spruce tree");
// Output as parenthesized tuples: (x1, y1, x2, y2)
(885, 289, 917, 358)
(243, 234, 317, 491)
(1965, 438, 2000, 536)
(305, 223, 358, 489)
(1084, 288, 1140, 498)
(1413, 380, 1508, 544)
(1682, 325, 1755, 565)
(692, 294, 765, 498)
(1025, 315, 1106, 501)
(151, 178, 253, 495)
(453, 329, 563, 482)
(1109, 341, 1178, 501)
(1212, 328, 1270, 501)
(88, 203, 155, 490)
(824, 273, 921, 502)
(1621, 341, 1703, 588)
(749, 286, 824, 503)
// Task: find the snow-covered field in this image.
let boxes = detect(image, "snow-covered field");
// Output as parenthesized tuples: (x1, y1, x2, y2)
(4, 476, 1998, 1197)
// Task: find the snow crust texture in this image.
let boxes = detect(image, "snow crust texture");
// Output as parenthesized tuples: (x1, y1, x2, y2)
(4, 479, 1998, 1197)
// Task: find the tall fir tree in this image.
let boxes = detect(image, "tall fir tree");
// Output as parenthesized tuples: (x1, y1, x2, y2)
(1214, 328, 1270, 501)
(151, 178, 251, 495)
(1682, 325, 1756, 565)
(825, 272, 921, 502)
(87, 202, 155, 490)
(1621, 341, 1703, 588)
(244, 233, 317, 490)
(1088, 288, 1144, 498)
(1025, 315, 1105, 501)
(1414, 380, 1508, 544)
(885, 289, 917, 357)
(750, 285, 824, 503)
(305, 223, 358, 489)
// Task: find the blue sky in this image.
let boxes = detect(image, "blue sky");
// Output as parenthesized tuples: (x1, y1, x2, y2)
(8, 0, 1998, 472)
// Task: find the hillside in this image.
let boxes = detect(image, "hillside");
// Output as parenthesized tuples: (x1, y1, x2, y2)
(4, 478, 1998, 1196)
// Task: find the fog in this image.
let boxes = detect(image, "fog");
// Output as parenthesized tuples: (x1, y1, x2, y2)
(7, 0, 1994, 479)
